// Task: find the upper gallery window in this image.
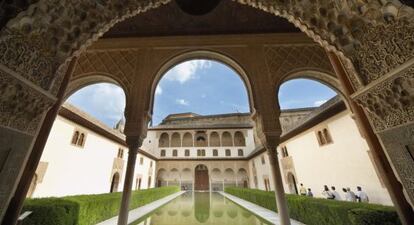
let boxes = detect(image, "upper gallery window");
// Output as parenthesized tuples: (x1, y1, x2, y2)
(71, 129, 87, 148)
(117, 148, 124, 158)
(213, 149, 218, 157)
(160, 149, 166, 157)
(316, 127, 333, 146)
(225, 149, 231, 157)
(172, 149, 178, 157)
(185, 149, 190, 157)
(238, 149, 244, 157)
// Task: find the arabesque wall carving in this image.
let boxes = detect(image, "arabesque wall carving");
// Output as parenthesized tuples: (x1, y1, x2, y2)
(71, 50, 140, 94)
(0, 69, 54, 135)
(355, 67, 414, 132)
(264, 45, 334, 85)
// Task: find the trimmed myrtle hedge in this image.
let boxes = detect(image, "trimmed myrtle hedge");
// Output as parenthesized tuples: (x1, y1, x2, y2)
(22, 186, 180, 225)
(225, 187, 401, 225)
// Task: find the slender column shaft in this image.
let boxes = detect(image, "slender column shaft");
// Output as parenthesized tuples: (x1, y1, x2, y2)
(1, 59, 77, 225)
(327, 52, 414, 225)
(117, 147, 138, 225)
(267, 148, 291, 225)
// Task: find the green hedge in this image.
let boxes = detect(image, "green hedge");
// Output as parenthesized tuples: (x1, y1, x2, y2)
(225, 187, 401, 225)
(22, 186, 180, 225)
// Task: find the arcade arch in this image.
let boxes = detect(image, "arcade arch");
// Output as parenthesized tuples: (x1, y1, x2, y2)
(1, 1, 413, 225)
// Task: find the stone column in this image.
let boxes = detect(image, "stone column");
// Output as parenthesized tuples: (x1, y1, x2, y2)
(118, 136, 142, 225)
(327, 52, 414, 225)
(265, 139, 291, 225)
(1, 59, 77, 225)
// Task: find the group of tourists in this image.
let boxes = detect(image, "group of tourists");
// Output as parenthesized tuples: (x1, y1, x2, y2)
(298, 183, 369, 202)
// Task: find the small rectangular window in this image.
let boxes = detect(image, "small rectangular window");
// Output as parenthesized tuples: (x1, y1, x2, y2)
(139, 157, 144, 165)
(185, 149, 190, 157)
(261, 156, 265, 164)
(225, 149, 231, 157)
(213, 149, 218, 157)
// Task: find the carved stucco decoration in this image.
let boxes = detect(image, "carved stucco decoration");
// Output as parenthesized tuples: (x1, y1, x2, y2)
(0, 70, 55, 135)
(71, 50, 140, 94)
(378, 125, 414, 204)
(264, 45, 334, 84)
(355, 67, 414, 132)
(0, 32, 60, 90)
(0, 0, 169, 93)
(351, 20, 414, 85)
(239, 0, 414, 54)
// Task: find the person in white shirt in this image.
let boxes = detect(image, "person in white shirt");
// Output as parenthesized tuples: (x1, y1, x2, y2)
(331, 186, 342, 200)
(342, 188, 352, 201)
(299, 183, 307, 196)
(322, 185, 334, 200)
(347, 187, 357, 202)
(356, 186, 369, 203)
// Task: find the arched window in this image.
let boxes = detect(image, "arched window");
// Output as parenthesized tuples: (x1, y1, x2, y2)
(159, 133, 170, 147)
(317, 131, 326, 145)
(172, 149, 178, 157)
(225, 149, 231, 157)
(222, 132, 233, 146)
(234, 131, 246, 146)
(185, 149, 190, 157)
(238, 149, 244, 156)
(209, 132, 220, 147)
(110, 172, 120, 193)
(77, 133, 86, 147)
(160, 149, 166, 157)
(323, 128, 333, 144)
(213, 149, 218, 157)
(182, 132, 193, 147)
(136, 178, 142, 190)
(71, 131, 79, 145)
(171, 132, 181, 147)
(195, 131, 208, 147)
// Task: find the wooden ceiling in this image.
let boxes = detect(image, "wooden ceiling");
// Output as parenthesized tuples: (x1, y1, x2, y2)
(104, 0, 300, 38)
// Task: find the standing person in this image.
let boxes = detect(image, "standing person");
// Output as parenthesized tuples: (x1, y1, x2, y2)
(356, 186, 369, 203)
(347, 187, 356, 202)
(299, 183, 307, 196)
(322, 185, 335, 200)
(331, 186, 342, 200)
(307, 188, 313, 197)
(343, 188, 352, 201)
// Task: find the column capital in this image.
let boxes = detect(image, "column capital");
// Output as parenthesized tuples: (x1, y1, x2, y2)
(126, 135, 145, 151)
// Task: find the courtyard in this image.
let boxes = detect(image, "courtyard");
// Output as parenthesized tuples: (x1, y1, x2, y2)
(0, 1, 413, 225)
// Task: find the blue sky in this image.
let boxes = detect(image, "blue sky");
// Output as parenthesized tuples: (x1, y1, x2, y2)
(67, 60, 336, 127)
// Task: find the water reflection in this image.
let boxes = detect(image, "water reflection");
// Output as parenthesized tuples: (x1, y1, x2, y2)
(132, 192, 271, 225)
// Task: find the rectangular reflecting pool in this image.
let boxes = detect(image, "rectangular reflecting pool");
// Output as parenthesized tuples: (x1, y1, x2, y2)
(131, 192, 272, 225)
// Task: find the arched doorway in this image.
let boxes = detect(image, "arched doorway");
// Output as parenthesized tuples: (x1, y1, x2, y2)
(287, 173, 298, 195)
(110, 172, 120, 193)
(194, 164, 209, 191)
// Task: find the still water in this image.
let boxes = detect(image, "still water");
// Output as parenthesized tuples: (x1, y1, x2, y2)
(131, 192, 271, 225)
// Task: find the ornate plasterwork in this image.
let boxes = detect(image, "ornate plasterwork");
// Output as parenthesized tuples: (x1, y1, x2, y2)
(264, 45, 334, 84)
(355, 67, 414, 132)
(0, 32, 60, 90)
(351, 20, 414, 85)
(0, 0, 169, 95)
(0, 70, 54, 135)
(239, 0, 414, 54)
(378, 124, 414, 204)
(71, 50, 140, 94)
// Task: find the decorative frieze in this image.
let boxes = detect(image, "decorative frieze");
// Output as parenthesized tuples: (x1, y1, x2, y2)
(0, 70, 55, 134)
(264, 45, 334, 83)
(355, 67, 414, 132)
(351, 21, 414, 85)
(0, 32, 60, 90)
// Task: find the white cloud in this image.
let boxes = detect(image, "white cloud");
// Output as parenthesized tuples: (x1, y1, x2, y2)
(67, 83, 126, 126)
(155, 86, 163, 95)
(164, 60, 212, 84)
(175, 99, 189, 106)
(314, 100, 328, 107)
